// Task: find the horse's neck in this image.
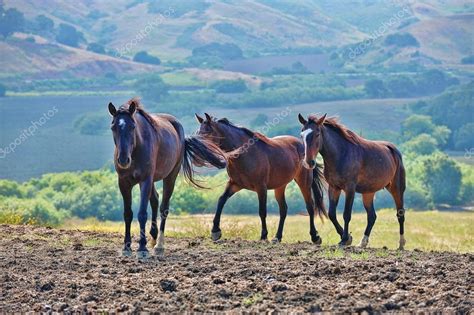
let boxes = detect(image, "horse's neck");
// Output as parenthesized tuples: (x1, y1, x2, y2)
(219, 125, 251, 151)
(320, 126, 348, 165)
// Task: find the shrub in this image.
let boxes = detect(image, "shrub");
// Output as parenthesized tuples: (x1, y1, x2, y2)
(461, 55, 474, 64)
(134, 75, 169, 101)
(74, 113, 108, 135)
(133, 51, 161, 65)
(402, 134, 438, 155)
(87, 42, 106, 54)
(384, 33, 419, 47)
(56, 23, 85, 47)
(210, 79, 248, 93)
(453, 123, 474, 151)
(364, 79, 388, 98)
(0, 83, 6, 97)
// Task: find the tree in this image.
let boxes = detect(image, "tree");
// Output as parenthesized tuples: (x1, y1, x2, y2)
(401, 115, 450, 146)
(387, 76, 416, 97)
(87, 42, 105, 54)
(461, 55, 474, 64)
(210, 79, 248, 93)
(420, 153, 462, 204)
(453, 123, 474, 151)
(0, 83, 6, 97)
(133, 51, 161, 65)
(384, 33, 419, 47)
(34, 14, 54, 33)
(402, 134, 438, 155)
(56, 23, 84, 47)
(364, 79, 388, 98)
(134, 75, 169, 101)
(0, 7, 25, 38)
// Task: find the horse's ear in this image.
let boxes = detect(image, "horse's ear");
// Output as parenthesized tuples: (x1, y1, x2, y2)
(317, 113, 327, 125)
(195, 113, 204, 124)
(129, 101, 137, 115)
(204, 113, 212, 122)
(108, 102, 117, 117)
(298, 113, 307, 125)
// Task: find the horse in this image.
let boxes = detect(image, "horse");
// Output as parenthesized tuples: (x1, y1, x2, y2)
(298, 113, 406, 249)
(195, 113, 327, 244)
(108, 98, 226, 258)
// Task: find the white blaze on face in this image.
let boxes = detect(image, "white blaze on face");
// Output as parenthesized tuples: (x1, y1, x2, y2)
(118, 118, 126, 130)
(300, 129, 313, 151)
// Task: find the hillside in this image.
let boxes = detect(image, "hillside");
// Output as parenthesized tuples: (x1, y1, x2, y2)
(1, 0, 472, 79)
(0, 34, 161, 79)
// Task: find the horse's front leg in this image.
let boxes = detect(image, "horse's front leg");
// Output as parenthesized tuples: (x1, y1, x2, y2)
(137, 177, 153, 258)
(339, 187, 355, 246)
(119, 180, 133, 256)
(211, 181, 240, 241)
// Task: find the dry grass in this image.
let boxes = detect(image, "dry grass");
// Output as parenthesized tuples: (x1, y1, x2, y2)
(61, 209, 474, 253)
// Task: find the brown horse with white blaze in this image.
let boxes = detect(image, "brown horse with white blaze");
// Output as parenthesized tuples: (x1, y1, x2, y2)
(108, 98, 226, 258)
(298, 113, 406, 249)
(196, 113, 327, 244)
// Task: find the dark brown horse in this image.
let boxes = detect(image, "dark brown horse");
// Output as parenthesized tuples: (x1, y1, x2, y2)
(108, 98, 226, 258)
(196, 113, 326, 243)
(298, 114, 406, 249)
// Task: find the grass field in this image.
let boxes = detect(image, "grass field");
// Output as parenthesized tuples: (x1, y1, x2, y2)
(61, 210, 474, 253)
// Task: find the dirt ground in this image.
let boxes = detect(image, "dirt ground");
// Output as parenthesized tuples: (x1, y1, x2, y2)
(0, 224, 472, 313)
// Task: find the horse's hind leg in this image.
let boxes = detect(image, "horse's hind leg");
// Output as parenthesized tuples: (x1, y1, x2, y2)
(257, 188, 269, 241)
(359, 193, 376, 248)
(149, 186, 159, 248)
(388, 184, 406, 250)
(272, 185, 288, 243)
(154, 167, 179, 256)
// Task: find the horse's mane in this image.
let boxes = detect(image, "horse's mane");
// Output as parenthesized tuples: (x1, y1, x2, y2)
(309, 115, 362, 145)
(217, 118, 271, 144)
(119, 97, 159, 132)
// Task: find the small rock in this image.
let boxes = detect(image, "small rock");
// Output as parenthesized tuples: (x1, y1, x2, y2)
(160, 279, 177, 292)
(272, 283, 288, 292)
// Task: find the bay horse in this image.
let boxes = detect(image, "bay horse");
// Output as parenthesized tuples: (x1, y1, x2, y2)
(298, 113, 406, 249)
(108, 98, 226, 258)
(195, 113, 327, 244)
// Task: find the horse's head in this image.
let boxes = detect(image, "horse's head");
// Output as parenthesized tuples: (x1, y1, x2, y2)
(195, 113, 223, 144)
(298, 113, 326, 169)
(108, 101, 138, 170)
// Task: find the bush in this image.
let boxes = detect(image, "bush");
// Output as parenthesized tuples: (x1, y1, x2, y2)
(402, 134, 438, 155)
(420, 153, 462, 204)
(461, 55, 474, 64)
(133, 51, 161, 65)
(386, 76, 417, 97)
(74, 113, 108, 135)
(0, 198, 64, 226)
(210, 79, 248, 93)
(56, 23, 85, 47)
(364, 79, 388, 98)
(192, 42, 243, 60)
(453, 123, 474, 151)
(384, 33, 419, 47)
(0, 83, 6, 97)
(134, 75, 169, 101)
(87, 42, 106, 54)
(0, 180, 24, 197)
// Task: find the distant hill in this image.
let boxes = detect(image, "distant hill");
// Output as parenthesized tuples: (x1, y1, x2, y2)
(1, 0, 473, 79)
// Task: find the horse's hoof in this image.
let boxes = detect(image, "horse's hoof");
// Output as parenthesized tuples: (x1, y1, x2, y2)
(338, 235, 353, 247)
(359, 235, 369, 248)
(122, 248, 132, 257)
(136, 250, 150, 259)
(312, 236, 322, 245)
(211, 230, 222, 242)
(153, 246, 165, 257)
(271, 237, 281, 244)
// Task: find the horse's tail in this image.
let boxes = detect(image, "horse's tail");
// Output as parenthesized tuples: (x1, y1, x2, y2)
(183, 136, 227, 188)
(388, 144, 406, 193)
(312, 163, 328, 220)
